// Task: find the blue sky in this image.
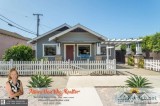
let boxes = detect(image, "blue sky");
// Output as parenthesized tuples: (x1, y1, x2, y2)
(0, 0, 160, 39)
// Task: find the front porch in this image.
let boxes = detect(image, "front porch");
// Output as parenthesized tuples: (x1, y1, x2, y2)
(44, 42, 115, 61)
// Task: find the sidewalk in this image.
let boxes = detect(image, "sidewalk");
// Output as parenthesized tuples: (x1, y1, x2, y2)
(117, 64, 160, 76)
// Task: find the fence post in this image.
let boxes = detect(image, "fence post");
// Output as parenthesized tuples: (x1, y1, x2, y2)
(106, 59, 108, 70)
(10, 59, 13, 69)
(68, 59, 70, 71)
(41, 59, 43, 74)
(150, 60, 152, 70)
(113, 59, 116, 74)
(87, 59, 89, 70)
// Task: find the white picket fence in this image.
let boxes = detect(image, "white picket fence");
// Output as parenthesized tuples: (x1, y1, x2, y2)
(144, 59, 160, 72)
(0, 59, 116, 76)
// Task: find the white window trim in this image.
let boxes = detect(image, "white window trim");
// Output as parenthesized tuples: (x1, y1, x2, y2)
(77, 44, 91, 57)
(100, 46, 112, 56)
(64, 44, 75, 61)
(43, 44, 57, 57)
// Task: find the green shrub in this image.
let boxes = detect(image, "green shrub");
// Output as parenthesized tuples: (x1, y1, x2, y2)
(3, 45, 34, 61)
(27, 74, 53, 88)
(128, 56, 134, 66)
(125, 75, 152, 88)
(138, 58, 144, 68)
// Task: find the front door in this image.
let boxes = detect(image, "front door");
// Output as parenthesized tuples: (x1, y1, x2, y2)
(66, 45, 74, 60)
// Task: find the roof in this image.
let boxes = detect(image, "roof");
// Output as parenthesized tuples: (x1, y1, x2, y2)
(28, 23, 71, 43)
(0, 29, 31, 41)
(49, 24, 108, 41)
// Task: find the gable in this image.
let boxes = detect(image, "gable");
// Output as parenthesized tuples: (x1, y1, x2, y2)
(28, 23, 71, 43)
(49, 24, 108, 41)
(57, 31, 102, 42)
(71, 28, 87, 32)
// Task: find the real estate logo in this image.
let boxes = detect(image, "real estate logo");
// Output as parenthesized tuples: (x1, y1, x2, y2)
(115, 88, 159, 105)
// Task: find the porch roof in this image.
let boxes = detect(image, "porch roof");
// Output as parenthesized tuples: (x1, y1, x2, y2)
(101, 38, 142, 46)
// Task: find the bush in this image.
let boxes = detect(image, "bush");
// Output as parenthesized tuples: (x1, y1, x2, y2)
(128, 56, 134, 66)
(138, 58, 144, 68)
(3, 45, 34, 61)
(125, 75, 152, 88)
(27, 74, 53, 88)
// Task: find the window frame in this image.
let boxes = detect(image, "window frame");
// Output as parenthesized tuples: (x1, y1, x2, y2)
(77, 44, 91, 57)
(43, 44, 57, 57)
(100, 46, 112, 56)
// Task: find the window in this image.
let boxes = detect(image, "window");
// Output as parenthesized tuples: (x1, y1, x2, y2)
(100, 46, 111, 56)
(43, 44, 56, 57)
(77, 44, 91, 56)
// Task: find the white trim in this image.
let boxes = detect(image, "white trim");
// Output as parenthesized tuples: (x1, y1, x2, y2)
(56, 43, 61, 55)
(77, 44, 92, 57)
(101, 38, 142, 45)
(49, 24, 108, 41)
(107, 48, 112, 56)
(100, 45, 112, 56)
(42, 44, 57, 57)
(64, 44, 75, 61)
(28, 23, 71, 43)
(96, 43, 101, 55)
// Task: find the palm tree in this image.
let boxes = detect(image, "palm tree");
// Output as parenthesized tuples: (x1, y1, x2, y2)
(125, 75, 152, 88)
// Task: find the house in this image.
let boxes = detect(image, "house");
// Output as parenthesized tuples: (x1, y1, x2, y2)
(28, 23, 115, 61)
(28, 23, 142, 61)
(0, 29, 33, 60)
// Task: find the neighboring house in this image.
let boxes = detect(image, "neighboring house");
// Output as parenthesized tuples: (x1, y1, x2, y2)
(0, 29, 33, 60)
(28, 23, 142, 61)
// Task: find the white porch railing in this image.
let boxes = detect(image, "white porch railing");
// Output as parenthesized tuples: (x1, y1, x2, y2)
(0, 59, 116, 76)
(144, 59, 160, 72)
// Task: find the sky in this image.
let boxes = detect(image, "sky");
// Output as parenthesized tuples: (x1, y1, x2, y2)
(0, 0, 160, 39)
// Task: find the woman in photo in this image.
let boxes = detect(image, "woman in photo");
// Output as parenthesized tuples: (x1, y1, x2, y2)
(5, 68, 23, 99)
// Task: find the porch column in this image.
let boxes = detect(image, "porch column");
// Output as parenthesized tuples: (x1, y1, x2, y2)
(95, 42, 102, 60)
(134, 42, 143, 67)
(136, 42, 142, 55)
(106, 45, 109, 61)
(126, 43, 131, 55)
(56, 43, 61, 55)
(96, 42, 101, 55)
(125, 43, 131, 65)
(55, 43, 62, 61)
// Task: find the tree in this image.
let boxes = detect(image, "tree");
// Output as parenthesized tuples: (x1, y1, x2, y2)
(121, 43, 136, 52)
(152, 33, 160, 52)
(3, 45, 34, 61)
(141, 35, 153, 52)
(120, 44, 126, 51)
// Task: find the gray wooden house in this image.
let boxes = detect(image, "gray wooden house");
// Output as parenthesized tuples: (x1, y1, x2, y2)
(28, 23, 142, 61)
